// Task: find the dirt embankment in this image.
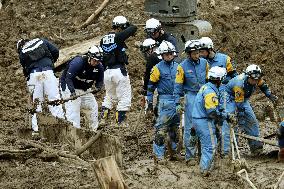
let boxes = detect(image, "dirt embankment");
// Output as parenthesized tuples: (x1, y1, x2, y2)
(0, 0, 283, 188)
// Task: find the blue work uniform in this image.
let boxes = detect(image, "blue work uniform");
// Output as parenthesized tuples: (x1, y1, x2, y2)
(207, 52, 238, 155)
(174, 57, 208, 160)
(225, 73, 273, 153)
(147, 59, 180, 160)
(192, 82, 221, 172)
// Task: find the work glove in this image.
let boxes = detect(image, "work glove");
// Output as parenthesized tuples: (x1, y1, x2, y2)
(227, 113, 237, 124)
(176, 104, 183, 113)
(268, 94, 278, 104)
(189, 128, 198, 146)
(237, 108, 245, 117)
(145, 102, 153, 113)
(70, 92, 76, 98)
(92, 87, 101, 95)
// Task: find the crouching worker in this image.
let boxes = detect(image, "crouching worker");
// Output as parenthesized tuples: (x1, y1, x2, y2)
(146, 41, 180, 164)
(60, 45, 104, 131)
(192, 66, 228, 176)
(17, 38, 65, 134)
(225, 64, 278, 156)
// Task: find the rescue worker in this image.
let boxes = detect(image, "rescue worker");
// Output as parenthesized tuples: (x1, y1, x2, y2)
(192, 66, 229, 176)
(145, 18, 178, 52)
(146, 41, 180, 164)
(60, 45, 104, 131)
(199, 37, 238, 156)
(225, 64, 278, 155)
(17, 38, 65, 133)
(140, 38, 161, 115)
(100, 16, 137, 126)
(174, 40, 209, 164)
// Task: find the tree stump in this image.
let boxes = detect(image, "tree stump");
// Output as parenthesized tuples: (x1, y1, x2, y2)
(37, 113, 123, 166)
(92, 156, 128, 189)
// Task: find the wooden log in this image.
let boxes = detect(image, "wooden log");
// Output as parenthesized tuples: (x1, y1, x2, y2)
(78, 0, 110, 29)
(92, 156, 128, 189)
(54, 37, 101, 68)
(236, 133, 278, 147)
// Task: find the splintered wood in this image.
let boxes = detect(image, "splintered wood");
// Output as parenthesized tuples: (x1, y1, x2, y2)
(93, 156, 128, 189)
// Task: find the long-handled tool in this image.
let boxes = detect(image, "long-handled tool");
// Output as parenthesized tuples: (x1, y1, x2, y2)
(230, 125, 249, 172)
(47, 89, 99, 106)
(237, 169, 257, 189)
(236, 133, 278, 147)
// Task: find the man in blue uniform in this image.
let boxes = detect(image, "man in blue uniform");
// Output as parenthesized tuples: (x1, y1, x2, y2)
(192, 66, 229, 176)
(199, 37, 238, 156)
(17, 38, 65, 133)
(147, 41, 179, 164)
(100, 16, 137, 126)
(174, 40, 209, 164)
(60, 45, 104, 131)
(225, 64, 278, 155)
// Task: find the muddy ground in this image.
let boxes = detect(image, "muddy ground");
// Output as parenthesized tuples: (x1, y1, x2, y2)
(0, 0, 284, 188)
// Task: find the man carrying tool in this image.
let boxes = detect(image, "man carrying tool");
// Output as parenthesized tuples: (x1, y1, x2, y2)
(192, 66, 233, 176)
(174, 40, 208, 165)
(225, 64, 278, 156)
(146, 41, 180, 164)
(140, 38, 161, 116)
(60, 45, 104, 131)
(199, 37, 238, 156)
(100, 15, 137, 127)
(17, 38, 65, 134)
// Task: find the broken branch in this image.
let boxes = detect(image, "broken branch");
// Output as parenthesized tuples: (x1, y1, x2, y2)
(74, 130, 102, 156)
(78, 0, 110, 29)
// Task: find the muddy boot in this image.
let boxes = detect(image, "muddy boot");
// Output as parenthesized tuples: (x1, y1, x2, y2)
(186, 158, 197, 166)
(100, 107, 110, 126)
(154, 156, 167, 165)
(250, 147, 263, 157)
(201, 170, 210, 177)
(116, 111, 128, 127)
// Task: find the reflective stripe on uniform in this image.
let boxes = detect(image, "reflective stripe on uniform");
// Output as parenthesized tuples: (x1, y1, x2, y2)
(204, 92, 219, 110)
(150, 66, 160, 83)
(175, 65, 184, 84)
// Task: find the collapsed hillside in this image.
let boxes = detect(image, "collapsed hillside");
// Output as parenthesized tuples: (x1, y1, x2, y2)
(0, 0, 283, 188)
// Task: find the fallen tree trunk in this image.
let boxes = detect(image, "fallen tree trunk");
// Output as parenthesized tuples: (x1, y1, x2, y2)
(92, 156, 128, 189)
(236, 133, 278, 146)
(19, 140, 88, 165)
(78, 0, 110, 29)
(55, 37, 101, 68)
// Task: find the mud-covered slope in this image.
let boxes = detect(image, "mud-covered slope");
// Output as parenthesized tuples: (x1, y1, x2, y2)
(0, 0, 283, 188)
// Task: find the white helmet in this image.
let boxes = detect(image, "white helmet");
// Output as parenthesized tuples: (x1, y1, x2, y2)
(184, 40, 200, 53)
(141, 38, 157, 51)
(112, 16, 129, 29)
(88, 45, 103, 61)
(145, 18, 161, 34)
(158, 41, 176, 55)
(199, 37, 214, 49)
(245, 64, 262, 79)
(208, 66, 226, 81)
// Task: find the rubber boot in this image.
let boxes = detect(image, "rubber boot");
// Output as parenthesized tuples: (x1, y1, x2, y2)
(100, 107, 110, 125)
(116, 111, 128, 127)
(278, 148, 284, 162)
